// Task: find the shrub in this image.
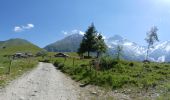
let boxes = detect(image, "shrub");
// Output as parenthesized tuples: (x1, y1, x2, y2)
(129, 62, 134, 67)
(99, 56, 118, 70)
(58, 63, 64, 70)
(41, 59, 50, 63)
(54, 60, 60, 67)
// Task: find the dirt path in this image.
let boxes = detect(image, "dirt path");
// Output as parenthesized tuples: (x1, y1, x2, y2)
(0, 62, 130, 100)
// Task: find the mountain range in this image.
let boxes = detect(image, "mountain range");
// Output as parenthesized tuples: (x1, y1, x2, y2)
(1, 34, 169, 62)
(44, 33, 170, 62)
(106, 35, 170, 62)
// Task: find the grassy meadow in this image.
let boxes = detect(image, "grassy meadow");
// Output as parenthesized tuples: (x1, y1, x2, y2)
(41, 53, 170, 99)
(0, 48, 170, 99)
(0, 45, 42, 56)
(0, 41, 41, 86)
(0, 56, 38, 86)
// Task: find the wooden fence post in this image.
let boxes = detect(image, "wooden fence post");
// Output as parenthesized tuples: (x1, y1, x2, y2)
(73, 58, 75, 67)
(7, 56, 13, 74)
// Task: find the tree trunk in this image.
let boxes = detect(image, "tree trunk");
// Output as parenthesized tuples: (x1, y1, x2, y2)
(88, 51, 90, 57)
(96, 52, 100, 58)
(146, 44, 150, 60)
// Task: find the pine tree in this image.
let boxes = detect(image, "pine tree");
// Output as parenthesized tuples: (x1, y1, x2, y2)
(78, 23, 97, 57)
(77, 39, 86, 56)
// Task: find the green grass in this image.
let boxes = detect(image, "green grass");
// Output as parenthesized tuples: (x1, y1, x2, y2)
(0, 40, 42, 86)
(0, 56, 38, 86)
(0, 44, 42, 56)
(0, 38, 43, 56)
(47, 52, 79, 57)
(50, 56, 170, 99)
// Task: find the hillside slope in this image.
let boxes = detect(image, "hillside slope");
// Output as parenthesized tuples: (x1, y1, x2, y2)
(0, 38, 42, 56)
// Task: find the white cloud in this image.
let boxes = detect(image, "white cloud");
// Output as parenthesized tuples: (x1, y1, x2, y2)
(62, 30, 107, 39)
(62, 31, 68, 35)
(100, 34, 106, 39)
(62, 30, 85, 36)
(14, 26, 23, 32)
(14, 24, 34, 32)
(23, 24, 34, 29)
(103, 36, 106, 39)
(97, 33, 106, 39)
(79, 31, 85, 35)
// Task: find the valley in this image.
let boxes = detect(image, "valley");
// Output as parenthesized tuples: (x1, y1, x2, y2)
(1, 0, 170, 99)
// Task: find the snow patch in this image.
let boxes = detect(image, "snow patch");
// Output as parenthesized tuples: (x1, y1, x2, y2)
(123, 42, 133, 46)
(157, 56, 165, 62)
(165, 46, 170, 52)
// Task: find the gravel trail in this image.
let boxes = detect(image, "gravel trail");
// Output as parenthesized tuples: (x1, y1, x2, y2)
(0, 62, 130, 100)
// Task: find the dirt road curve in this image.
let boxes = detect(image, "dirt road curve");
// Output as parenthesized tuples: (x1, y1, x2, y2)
(0, 62, 130, 100)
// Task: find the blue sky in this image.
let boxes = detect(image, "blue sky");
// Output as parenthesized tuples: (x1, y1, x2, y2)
(0, 0, 170, 47)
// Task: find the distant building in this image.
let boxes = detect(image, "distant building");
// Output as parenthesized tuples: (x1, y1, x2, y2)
(54, 53, 69, 58)
(25, 52, 33, 57)
(13, 53, 26, 58)
(13, 52, 33, 58)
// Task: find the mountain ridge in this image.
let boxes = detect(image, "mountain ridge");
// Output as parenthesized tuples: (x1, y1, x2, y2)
(0, 38, 42, 55)
(107, 35, 170, 62)
(44, 33, 170, 62)
(44, 33, 83, 52)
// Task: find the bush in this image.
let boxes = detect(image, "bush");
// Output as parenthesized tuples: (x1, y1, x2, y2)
(54, 60, 60, 67)
(58, 63, 64, 70)
(84, 56, 92, 59)
(40, 59, 50, 63)
(99, 56, 118, 70)
(129, 62, 134, 67)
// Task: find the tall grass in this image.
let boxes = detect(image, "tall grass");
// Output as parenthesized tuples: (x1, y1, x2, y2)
(52, 56, 170, 98)
(0, 56, 38, 86)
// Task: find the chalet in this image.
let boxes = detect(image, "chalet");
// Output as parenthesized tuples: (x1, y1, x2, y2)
(13, 52, 33, 58)
(13, 53, 26, 58)
(25, 52, 34, 57)
(54, 53, 69, 58)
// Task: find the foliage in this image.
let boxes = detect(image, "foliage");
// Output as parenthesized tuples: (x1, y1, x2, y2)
(36, 50, 48, 57)
(94, 34, 107, 58)
(145, 26, 159, 60)
(115, 45, 123, 61)
(52, 56, 170, 96)
(99, 56, 118, 70)
(78, 24, 107, 58)
(78, 23, 98, 57)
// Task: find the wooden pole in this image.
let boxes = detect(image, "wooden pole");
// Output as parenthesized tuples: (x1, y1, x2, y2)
(73, 58, 75, 67)
(7, 56, 13, 74)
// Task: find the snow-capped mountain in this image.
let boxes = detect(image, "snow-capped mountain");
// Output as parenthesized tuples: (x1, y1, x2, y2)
(106, 35, 146, 61)
(44, 32, 170, 62)
(106, 35, 170, 62)
(149, 41, 170, 62)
